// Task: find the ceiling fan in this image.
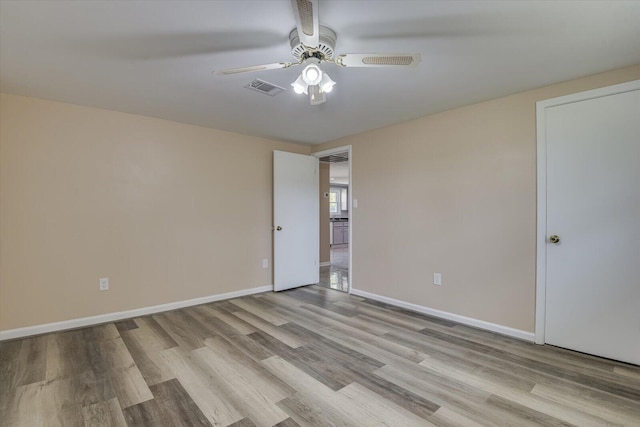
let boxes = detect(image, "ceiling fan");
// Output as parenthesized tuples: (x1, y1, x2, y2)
(213, 0, 421, 105)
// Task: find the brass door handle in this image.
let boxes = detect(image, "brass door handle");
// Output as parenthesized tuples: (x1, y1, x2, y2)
(549, 235, 560, 244)
(275, 226, 282, 231)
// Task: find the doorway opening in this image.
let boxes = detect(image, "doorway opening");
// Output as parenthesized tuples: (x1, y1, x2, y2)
(314, 147, 352, 293)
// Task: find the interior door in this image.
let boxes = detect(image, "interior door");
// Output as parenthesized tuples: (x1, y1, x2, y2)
(273, 151, 319, 291)
(545, 87, 640, 365)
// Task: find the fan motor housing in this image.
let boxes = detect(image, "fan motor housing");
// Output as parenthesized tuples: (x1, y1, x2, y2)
(289, 25, 337, 60)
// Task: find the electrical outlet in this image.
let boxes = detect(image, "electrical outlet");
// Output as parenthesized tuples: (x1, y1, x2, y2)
(262, 258, 269, 269)
(99, 277, 109, 291)
(353, 199, 358, 208)
(433, 273, 442, 286)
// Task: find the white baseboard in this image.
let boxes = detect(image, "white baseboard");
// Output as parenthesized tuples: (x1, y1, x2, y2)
(0, 285, 273, 341)
(350, 288, 535, 342)
(319, 261, 331, 267)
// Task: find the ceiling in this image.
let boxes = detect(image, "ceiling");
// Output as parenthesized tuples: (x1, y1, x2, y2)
(1, 1, 639, 145)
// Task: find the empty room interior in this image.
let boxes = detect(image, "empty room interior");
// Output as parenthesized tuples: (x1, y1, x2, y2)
(1, 1, 639, 426)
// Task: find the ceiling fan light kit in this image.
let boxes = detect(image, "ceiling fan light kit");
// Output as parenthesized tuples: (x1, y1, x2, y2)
(290, 62, 336, 105)
(214, 0, 421, 105)
(308, 84, 325, 105)
(291, 75, 307, 94)
(319, 73, 335, 93)
(302, 64, 322, 85)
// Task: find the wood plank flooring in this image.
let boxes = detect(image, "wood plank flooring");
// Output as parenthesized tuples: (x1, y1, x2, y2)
(1, 286, 639, 426)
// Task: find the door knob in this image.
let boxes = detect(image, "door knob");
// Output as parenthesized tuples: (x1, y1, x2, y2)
(549, 235, 560, 244)
(275, 226, 282, 231)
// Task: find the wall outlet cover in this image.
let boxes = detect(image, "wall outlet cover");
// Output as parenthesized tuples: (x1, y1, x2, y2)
(433, 273, 442, 286)
(99, 277, 109, 291)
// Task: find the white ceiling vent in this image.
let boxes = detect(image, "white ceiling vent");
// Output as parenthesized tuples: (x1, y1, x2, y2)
(319, 152, 348, 163)
(244, 79, 286, 96)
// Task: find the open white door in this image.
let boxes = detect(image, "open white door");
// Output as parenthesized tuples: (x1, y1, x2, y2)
(273, 151, 319, 291)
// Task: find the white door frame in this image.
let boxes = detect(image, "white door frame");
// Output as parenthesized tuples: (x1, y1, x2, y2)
(535, 79, 640, 345)
(312, 145, 353, 293)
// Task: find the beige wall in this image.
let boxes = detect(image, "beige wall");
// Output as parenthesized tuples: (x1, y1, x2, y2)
(0, 94, 309, 331)
(3, 65, 638, 334)
(313, 65, 640, 332)
(319, 162, 330, 263)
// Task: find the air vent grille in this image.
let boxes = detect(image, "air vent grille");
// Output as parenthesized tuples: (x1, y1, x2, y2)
(362, 55, 414, 66)
(319, 152, 348, 163)
(244, 79, 285, 96)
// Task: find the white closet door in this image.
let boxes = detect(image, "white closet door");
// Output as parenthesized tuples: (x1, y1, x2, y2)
(545, 87, 640, 365)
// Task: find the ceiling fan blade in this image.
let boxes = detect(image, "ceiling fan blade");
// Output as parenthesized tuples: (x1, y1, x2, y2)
(291, 0, 319, 48)
(336, 53, 422, 68)
(214, 61, 299, 76)
(70, 31, 287, 60)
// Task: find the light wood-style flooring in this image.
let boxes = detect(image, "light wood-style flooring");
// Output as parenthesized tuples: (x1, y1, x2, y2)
(1, 286, 639, 426)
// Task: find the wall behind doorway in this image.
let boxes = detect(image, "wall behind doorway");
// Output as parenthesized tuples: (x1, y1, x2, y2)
(319, 162, 330, 264)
